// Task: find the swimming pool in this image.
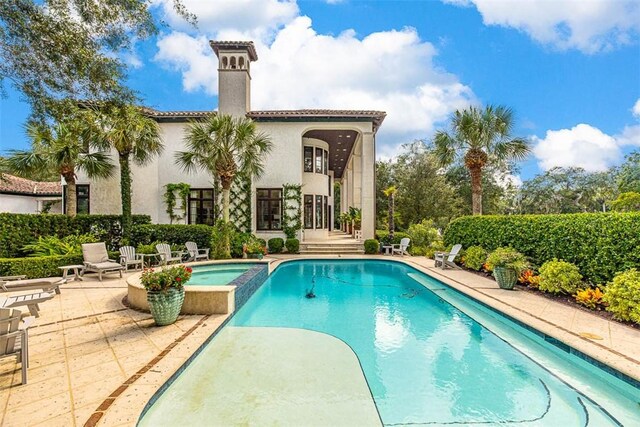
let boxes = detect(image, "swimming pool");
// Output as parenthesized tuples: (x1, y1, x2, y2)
(140, 260, 640, 425)
(187, 263, 261, 286)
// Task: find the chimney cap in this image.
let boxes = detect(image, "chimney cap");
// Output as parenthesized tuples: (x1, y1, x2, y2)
(209, 41, 258, 61)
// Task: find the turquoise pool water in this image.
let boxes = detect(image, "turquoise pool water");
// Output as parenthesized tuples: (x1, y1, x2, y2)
(187, 263, 260, 286)
(145, 260, 640, 425)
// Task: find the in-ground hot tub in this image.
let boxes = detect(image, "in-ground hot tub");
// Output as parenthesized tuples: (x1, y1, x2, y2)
(127, 261, 269, 315)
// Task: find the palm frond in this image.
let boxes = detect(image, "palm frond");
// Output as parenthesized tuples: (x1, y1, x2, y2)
(77, 152, 115, 179)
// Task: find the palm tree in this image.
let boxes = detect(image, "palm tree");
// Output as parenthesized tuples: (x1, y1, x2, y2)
(383, 186, 397, 240)
(97, 105, 163, 239)
(176, 114, 273, 222)
(433, 105, 530, 215)
(6, 111, 114, 216)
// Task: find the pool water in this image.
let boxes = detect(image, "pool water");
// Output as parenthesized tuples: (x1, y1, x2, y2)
(187, 263, 260, 286)
(144, 260, 640, 425)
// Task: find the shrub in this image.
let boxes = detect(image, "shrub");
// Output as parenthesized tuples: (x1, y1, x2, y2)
(462, 246, 487, 271)
(518, 269, 541, 288)
(424, 241, 446, 259)
(443, 213, 640, 283)
(231, 232, 253, 258)
(406, 220, 440, 248)
(364, 239, 379, 254)
(136, 241, 182, 255)
(22, 233, 98, 256)
(131, 224, 212, 251)
(268, 238, 284, 254)
(538, 259, 583, 294)
(211, 220, 235, 260)
(603, 269, 640, 323)
(0, 213, 151, 257)
(140, 265, 193, 292)
(486, 247, 528, 273)
(376, 230, 410, 246)
(285, 238, 300, 254)
(0, 254, 84, 279)
(575, 288, 605, 310)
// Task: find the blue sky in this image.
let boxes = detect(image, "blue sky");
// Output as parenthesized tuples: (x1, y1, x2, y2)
(1, 0, 639, 181)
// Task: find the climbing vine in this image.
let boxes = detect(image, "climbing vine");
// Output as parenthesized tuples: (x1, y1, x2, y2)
(282, 183, 303, 239)
(164, 183, 191, 224)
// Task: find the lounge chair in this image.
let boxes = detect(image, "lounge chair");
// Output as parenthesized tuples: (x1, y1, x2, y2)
(434, 244, 462, 270)
(119, 246, 144, 271)
(82, 243, 124, 281)
(185, 241, 209, 262)
(0, 308, 35, 385)
(1, 291, 55, 318)
(391, 238, 411, 256)
(0, 277, 65, 294)
(156, 243, 184, 265)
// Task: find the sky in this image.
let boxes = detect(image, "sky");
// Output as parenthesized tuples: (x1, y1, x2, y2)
(1, 0, 639, 181)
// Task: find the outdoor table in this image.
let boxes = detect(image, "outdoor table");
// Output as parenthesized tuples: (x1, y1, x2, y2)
(140, 253, 161, 268)
(382, 245, 393, 255)
(58, 265, 84, 281)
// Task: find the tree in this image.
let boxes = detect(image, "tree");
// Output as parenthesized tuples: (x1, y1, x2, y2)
(610, 192, 640, 212)
(176, 114, 273, 222)
(433, 105, 530, 215)
(616, 151, 640, 194)
(443, 162, 514, 215)
(0, 1, 194, 121)
(5, 109, 114, 216)
(383, 186, 397, 240)
(375, 159, 394, 229)
(97, 105, 163, 240)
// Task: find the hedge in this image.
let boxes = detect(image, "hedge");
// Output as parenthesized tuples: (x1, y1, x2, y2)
(0, 213, 151, 257)
(130, 224, 213, 251)
(0, 254, 84, 279)
(364, 239, 379, 254)
(443, 213, 640, 283)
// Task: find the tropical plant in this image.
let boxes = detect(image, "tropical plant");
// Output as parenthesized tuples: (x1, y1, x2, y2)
(176, 114, 272, 222)
(433, 105, 530, 215)
(462, 246, 487, 271)
(574, 288, 605, 310)
(383, 186, 397, 240)
(140, 265, 193, 292)
(95, 105, 163, 240)
(244, 236, 267, 256)
(485, 247, 528, 273)
(603, 269, 640, 323)
(538, 259, 583, 295)
(5, 109, 114, 216)
(22, 234, 98, 256)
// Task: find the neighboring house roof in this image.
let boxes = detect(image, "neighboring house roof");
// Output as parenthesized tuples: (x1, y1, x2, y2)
(142, 108, 212, 122)
(0, 174, 61, 197)
(209, 41, 258, 61)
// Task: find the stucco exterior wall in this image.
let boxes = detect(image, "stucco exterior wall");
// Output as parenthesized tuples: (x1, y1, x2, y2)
(0, 194, 62, 214)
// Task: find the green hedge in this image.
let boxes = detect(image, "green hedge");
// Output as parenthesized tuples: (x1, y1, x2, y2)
(375, 230, 410, 245)
(0, 254, 84, 279)
(0, 213, 151, 257)
(130, 224, 212, 250)
(285, 238, 300, 254)
(364, 239, 379, 254)
(268, 238, 284, 254)
(443, 213, 640, 283)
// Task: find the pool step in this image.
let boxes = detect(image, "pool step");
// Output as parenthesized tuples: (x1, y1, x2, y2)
(300, 242, 365, 254)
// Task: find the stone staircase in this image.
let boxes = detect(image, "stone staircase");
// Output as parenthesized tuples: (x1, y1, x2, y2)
(299, 231, 365, 255)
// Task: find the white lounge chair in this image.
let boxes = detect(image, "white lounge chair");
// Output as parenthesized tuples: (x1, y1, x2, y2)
(391, 238, 411, 256)
(185, 241, 209, 262)
(156, 243, 184, 265)
(1, 291, 55, 318)
(0, 277, 65, 294)
(434, 244, 462, 270)
(0, 308, 35, 385)
(82, 243, 124, 281)
(119, 246, 144, 271)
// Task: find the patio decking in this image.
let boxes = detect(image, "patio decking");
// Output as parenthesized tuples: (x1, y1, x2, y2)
(1, 256, 639, 426)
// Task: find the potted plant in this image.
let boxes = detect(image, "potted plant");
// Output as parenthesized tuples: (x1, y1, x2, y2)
(485, 247, 528, 290)
(243, 237, 267, 259)
(140, 265, 193, 325)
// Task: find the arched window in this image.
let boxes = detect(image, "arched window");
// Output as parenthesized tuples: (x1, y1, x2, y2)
(230, 56, 237, 69)
(239, 57, 245, 69)
(222, 56, 228, 69)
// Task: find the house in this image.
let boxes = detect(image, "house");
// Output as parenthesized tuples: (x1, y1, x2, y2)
(75, 41, 385, 241)
(0, 174, 62, 214)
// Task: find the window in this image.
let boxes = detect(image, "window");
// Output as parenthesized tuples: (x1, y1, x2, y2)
(315, 147, 323, 174)
(328, 176, 331, 196)
(257, 189, 282, 230)
(315, 195, 323, 229)
(188, 189, 215, 225)
(63, 184, 90, 214)
(304, 147, 313, 172)
(323, 150, 328, 175)
(324, 196, 328, 229)
(304, 195, 314, 229)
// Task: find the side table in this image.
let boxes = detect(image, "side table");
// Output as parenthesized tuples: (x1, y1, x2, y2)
(59, 265, 85, 281)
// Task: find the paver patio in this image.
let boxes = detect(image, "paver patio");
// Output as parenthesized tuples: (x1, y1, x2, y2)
(1, 255, 638, 426)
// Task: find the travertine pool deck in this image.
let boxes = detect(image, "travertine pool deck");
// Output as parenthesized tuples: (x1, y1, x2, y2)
(1, 255, 639, 426)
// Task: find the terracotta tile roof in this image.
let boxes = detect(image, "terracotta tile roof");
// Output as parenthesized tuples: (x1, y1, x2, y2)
(248, 109, 387, 132)
(141, 108, 213, 120)
(209, 41, 258, 61)
(0, 174, 61, 196)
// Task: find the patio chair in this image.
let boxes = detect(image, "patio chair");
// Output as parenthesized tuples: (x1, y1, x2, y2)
(156, 243, 184, 265)
(0, 276, 65, 295)
(0, 308, 35, 385)
(434, 244, 462, 270)
(185, 241, 210, 262)
(391, 238, 411, 256)
(1, 291, 55, 318)
(82, 242, 124, 281)
(119, 246, 144, 271)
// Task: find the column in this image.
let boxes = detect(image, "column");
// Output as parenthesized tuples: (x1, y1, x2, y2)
(360, 132, 375, 240)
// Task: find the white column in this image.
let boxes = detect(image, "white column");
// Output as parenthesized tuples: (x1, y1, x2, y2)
(360, 132, 375, 240)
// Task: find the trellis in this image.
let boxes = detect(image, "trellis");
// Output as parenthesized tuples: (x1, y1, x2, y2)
(229, 174, 252, 232)
(282, 183, 302, 239)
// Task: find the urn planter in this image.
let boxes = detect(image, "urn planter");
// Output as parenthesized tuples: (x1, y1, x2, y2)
(147, 288, 185, 326)
(493, 266, 518, 290)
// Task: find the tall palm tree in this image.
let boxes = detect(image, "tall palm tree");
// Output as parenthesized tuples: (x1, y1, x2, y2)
(383, 186, 397, 240)
(96, 105, 163, 239)
(6, 111, 114, 216)
(176, 114, 273, 222)
(433, 105, 530, 215)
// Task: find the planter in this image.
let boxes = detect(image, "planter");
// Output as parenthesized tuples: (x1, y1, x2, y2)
(147, 288, 185, 325)
(493, 266, 518, 290)
(247, 253, 264, 259)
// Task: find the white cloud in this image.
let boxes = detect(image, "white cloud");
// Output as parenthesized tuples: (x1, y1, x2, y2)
(616, 125, 640, 147)
(154, 5, 476, 157)
(495, 172, 523, 189)
(633, 99, 640, 118)
(445, 0, 640, 53)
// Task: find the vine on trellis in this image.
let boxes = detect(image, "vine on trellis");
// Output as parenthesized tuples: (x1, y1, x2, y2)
(282, 183, 303, 239)
(229, 173, 252, 232)
(164, 183, 191, 224)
